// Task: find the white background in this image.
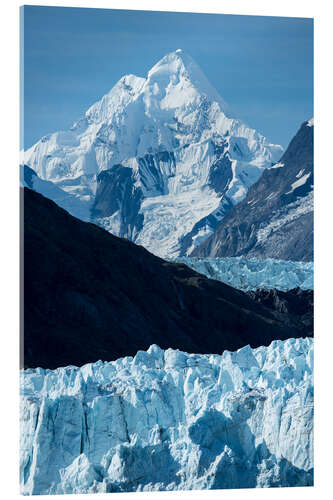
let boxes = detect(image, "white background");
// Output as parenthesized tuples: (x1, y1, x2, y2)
(0, 0, 331, 499)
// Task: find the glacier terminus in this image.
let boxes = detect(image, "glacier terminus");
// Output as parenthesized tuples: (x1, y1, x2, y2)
(172, 257, 314, 292)
(20, 338, 313, 494)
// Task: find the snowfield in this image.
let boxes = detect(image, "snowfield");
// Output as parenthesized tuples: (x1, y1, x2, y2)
(21, 338, 313, 494)
(173, 256, 313, 291)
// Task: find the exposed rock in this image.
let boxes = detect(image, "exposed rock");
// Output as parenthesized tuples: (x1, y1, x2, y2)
(193, 120, 313, 261)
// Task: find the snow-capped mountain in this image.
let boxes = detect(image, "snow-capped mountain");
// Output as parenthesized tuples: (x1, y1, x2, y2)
(193, 119, 313, 261)
(24, 49, 283, 258)
(20, 164, 92, 221)
(20, 338, 313, 494)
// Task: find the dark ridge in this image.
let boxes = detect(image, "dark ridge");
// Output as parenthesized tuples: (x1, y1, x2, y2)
(246, 288, 313, 337)
(21, 164, 37, 188)
(23, 187, 312, 369)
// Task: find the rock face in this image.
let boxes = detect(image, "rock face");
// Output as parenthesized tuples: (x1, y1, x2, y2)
(23, 49, 282, 258)
(192, 120, 313, 261)
(246, 288, 313, 337)
(173, 256, 313, 291)
(23, 187, 312, 369)
(20, 338, 314, 494)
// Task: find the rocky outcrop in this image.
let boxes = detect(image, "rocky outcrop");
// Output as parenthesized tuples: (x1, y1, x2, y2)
(193, 120, 314, 261)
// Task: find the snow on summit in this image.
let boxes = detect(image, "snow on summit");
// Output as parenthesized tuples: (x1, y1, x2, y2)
(24, 50, 283, 258)
(146, 49, 229, 112)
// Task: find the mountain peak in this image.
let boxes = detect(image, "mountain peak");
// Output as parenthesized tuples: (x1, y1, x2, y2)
(147, 49, 197, 78)
(24, 50, 283, 259)
(146, 49, 228, 112)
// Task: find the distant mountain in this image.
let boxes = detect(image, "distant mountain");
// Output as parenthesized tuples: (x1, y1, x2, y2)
(23, 49, 282, 258)
(20, 164, 91, 221)
(23, 187, 311, 369)
(192, 120, 313, 261)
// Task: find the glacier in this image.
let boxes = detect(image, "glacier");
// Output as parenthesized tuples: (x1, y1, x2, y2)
(23, 50, 283, 257)
(20, 338, 313, 494)
(172, 256, 313, 291)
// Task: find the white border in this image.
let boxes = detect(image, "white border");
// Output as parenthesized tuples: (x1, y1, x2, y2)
(1, 1, 332, 499)
(3, 0, 317, 17)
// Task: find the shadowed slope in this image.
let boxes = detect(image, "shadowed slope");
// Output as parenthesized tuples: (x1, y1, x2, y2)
(23, 187, 311, 369)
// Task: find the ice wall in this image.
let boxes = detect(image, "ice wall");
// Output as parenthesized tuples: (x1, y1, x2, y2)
(20, 338, 313, 494)
(174, 256, 314, 291)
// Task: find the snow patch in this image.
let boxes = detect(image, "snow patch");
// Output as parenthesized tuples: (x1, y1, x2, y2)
(296, 169, 305, 179)
(270, 162, 284, 169)
(265, 192, 277, 201)
(286, 173, 311, 194)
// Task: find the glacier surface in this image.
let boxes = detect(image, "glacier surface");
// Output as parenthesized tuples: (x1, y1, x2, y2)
(173, 256, 313, 291)
(20, 338, 313, 494)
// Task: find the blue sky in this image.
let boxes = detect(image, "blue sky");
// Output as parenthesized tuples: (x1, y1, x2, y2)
(22, 6, 313, 150)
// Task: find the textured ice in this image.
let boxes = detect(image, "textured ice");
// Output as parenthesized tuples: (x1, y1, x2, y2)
(173, 256, 313, 291)
(20, 338, 313, 494)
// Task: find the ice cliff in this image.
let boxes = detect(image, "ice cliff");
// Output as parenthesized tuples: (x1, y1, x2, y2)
(20, 338, 313, 494)
(173, 256, 314, 291)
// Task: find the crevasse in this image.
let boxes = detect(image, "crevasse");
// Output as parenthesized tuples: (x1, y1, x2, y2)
(20, 337, 313, 494)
